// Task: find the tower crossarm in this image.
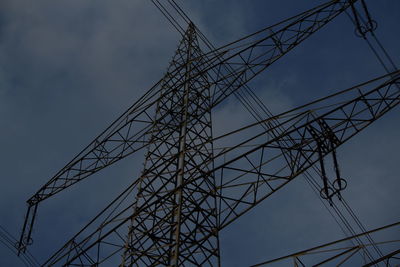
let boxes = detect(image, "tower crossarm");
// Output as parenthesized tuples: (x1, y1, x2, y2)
(29, 86, 157, 204)
(211, 70, 400, 229)
(191, 0, 361, 107)
(17, 79, 163, 253)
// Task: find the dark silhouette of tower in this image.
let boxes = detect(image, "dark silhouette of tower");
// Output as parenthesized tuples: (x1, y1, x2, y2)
(17, 1, 399, 265)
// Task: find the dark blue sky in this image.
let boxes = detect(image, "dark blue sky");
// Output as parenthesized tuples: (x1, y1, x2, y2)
(1, 0, 399, 266)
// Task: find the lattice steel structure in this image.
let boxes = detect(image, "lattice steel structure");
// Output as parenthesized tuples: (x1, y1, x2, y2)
(17, 0, 399, 266)
(121, 25, 220, 266)
(251, 221, 400, 266)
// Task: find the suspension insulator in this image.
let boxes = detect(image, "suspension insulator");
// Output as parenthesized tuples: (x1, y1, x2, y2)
(319, 187, 335, 200)
(333, 178, 348, 192)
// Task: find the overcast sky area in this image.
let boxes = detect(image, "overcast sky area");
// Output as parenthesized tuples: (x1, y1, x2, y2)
(1, 0, 399, 266)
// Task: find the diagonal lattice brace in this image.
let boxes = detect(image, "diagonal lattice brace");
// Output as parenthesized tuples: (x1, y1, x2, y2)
(20, 0, 364, 258)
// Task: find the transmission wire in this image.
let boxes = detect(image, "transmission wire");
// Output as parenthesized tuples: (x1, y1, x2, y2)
(152, 0, 388, 264)
(0, 225, 40, 266)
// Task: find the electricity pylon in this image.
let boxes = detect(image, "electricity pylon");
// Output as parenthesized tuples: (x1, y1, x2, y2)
(17, 0, 399, 266)
(120, 24, 220, 266)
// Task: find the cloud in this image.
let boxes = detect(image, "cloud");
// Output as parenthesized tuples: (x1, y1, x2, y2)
(1, 0, 399, 266)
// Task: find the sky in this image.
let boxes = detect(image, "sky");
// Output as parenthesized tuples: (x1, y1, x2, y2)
(0, 0, 399, 266)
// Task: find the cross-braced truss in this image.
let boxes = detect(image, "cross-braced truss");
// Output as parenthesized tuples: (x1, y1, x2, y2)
(251, 221, 400, 266)
(17, 0, 399, 266)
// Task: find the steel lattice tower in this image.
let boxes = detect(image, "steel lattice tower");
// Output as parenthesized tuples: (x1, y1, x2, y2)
(15, 0, 400, 266)
(121, 24, 219, 266)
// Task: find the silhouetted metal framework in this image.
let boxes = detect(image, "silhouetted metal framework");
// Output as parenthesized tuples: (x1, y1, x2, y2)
(251, 221, 400, 266)
(16, 0, 399, 266)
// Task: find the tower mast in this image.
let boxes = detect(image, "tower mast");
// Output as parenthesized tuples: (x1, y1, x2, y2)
(121, 23, 219, 266)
